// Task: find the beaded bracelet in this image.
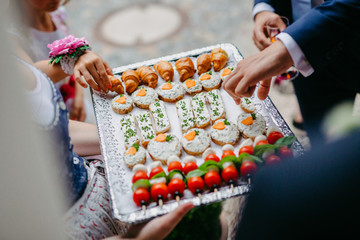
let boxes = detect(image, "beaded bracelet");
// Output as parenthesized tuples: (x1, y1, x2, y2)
(47, 35, 91, 75)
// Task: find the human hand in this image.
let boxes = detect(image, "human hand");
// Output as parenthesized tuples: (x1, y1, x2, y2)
(69, 84, 86, 121)
(110, 202, 194, 240)
(73, 51, 113, 93)
(223, 41, 293, 103)
(253, 11, 287, 50)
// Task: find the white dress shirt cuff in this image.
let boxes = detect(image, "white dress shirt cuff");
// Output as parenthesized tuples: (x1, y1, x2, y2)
(253, 3, 275, 19)
(276, 32, 314, 77)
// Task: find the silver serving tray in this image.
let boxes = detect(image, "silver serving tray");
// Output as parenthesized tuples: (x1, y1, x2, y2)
(91, 43, 304, 224)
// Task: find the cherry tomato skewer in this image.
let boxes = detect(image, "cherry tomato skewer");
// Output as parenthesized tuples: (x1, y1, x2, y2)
(204, 171, 221, 194)
(221, 166, 239, 192)
(133, 188, 150, 211)
(150, 183, 168, 207)
(205, 153, 220, 162)
(168, 161, 183, 172)
(183, 161, 198, 175)
(187, 176, 204, 200)
(149, 167, 164, 179)
(168, 178, 185, 203)
(132, 171, 149, 184)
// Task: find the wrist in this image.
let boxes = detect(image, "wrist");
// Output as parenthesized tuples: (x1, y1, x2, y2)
(47, 35, 91, 75)
(263, 41, 293, 76)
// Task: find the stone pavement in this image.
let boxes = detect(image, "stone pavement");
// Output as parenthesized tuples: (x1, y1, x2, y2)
(66, 0, 309, 239)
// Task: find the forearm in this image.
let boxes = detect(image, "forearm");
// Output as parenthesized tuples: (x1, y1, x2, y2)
(33, 60, 68, 83)
(68, 120, 101, 156)
(74, 80, 84, 100)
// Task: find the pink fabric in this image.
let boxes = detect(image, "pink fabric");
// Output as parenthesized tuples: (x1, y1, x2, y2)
(64, 159, 128, 239)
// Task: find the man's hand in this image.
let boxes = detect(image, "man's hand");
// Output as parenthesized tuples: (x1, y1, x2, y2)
(253, 11, 287, 50)
(223, 41, 293, 103)
(73, 51, 113, 93)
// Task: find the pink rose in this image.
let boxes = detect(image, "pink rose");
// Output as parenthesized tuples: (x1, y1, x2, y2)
(48, 35, 89, 58)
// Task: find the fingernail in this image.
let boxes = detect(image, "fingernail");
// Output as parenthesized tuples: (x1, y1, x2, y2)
(107, 84, 112, 89)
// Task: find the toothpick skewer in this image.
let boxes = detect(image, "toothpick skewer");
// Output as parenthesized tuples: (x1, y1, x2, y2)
(142, 205, 146, 212)
(158, 198, 163, 208)
(176, 195, 180, 203)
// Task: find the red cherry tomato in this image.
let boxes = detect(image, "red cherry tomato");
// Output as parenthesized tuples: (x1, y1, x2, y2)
(279, 147, 293, 159)
(183, 162, 198, 175)
(240, 161, 257, 178)
(256, 140, 269, 146)
(204, 171, 222, 188)
(205, 153, 220, 162)
(168, 161, 183, 172)
(221, 166, 239, 183)
(222, 150, 236, 159)
(150, 183, 168, 201)
(187, 176, 204, 194)
(265, 155, 282, 165)
(133, 188, 150, 206)
(267, 131, 284, 144)
(168, 178, 186, 196)
(149, 167, 164, 179)
(132, 171, 148, 183)
(239, 145, 254, 155)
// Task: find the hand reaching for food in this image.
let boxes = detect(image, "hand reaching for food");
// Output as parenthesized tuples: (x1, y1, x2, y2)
(73, 51, 113, 93)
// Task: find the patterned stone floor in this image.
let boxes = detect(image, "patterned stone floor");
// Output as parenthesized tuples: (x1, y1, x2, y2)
(66, 1, 309, 239)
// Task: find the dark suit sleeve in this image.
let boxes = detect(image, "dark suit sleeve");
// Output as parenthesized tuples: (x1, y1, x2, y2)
(283, 0, 360, 73)
(235, 131, 360, 239)
(254, 0, 275, 6)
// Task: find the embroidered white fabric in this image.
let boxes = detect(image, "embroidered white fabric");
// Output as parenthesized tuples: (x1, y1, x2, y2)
(59, 48, 91, 75)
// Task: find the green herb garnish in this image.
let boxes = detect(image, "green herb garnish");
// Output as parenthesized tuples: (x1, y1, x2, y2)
(194, 130, 199, 135)
(166, 135, 174, 142)
(208, 71, 212, 75)
(224, 118, 230, 125)
(251, 113, 257, 120)
(244, 98, 251, 104)
(133, 143, 139, 151)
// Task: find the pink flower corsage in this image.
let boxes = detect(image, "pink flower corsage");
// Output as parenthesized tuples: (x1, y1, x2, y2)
(47, 35, 91, 74)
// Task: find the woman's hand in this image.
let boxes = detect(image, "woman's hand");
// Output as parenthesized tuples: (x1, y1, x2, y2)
(73, 51, 113, 93)
(253, 11, 287, 50)
(105, 202, 194, 240)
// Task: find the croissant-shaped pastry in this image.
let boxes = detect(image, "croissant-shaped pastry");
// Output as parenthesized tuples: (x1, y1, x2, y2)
(196, 53, 211, 75)
(136, 66, 158, 88)
(210, 48, 228, 72)
(175, 57, 195, 82)
(108, 75, 124, 94)
(154, 61, 174, 82)
(121, 69, 140, 94)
